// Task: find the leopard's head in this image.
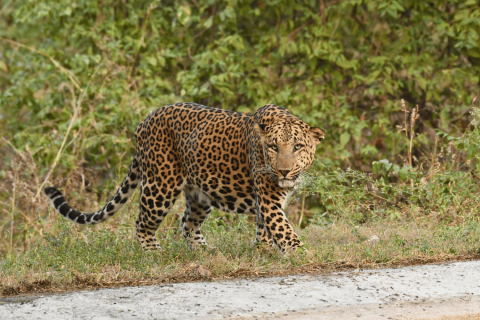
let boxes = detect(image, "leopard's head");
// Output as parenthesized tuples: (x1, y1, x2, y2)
(255, 119, 325, 191)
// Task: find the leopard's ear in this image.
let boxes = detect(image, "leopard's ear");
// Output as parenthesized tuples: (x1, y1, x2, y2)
(309, 127, 325, 146)
(254, 122, 268, 136)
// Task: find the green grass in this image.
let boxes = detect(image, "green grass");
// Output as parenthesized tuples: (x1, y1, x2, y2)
(2, 114, 480, 296)
(2, 0, 480, 297)
(1, 198, 480, 296)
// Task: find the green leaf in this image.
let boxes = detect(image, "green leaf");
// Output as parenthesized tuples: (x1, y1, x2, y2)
(177, 5, 191, 25)
(392, 164, 400, 175)
(0, 60, 7, 73)
(340, 132, 350, 147)
(146, 56, 157, 66)
(399, 167, 409, 182)
(203, 17, 213, 28)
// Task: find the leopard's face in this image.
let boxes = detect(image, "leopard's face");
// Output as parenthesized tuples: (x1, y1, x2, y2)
(255, 120, 325, 191)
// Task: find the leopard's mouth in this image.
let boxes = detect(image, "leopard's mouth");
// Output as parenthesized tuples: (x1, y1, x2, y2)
(278, 179, 298, 191)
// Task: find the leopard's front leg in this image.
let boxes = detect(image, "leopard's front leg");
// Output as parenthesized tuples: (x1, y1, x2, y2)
(253, 218, 274, 248)
(254, 178, 303, 252)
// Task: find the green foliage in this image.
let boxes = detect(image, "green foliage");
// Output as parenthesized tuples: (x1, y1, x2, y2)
(1, 0, 480, 259)
(2, 210, 480, 293)
(305, 122, 480, 225)
(1, 0, 480, 179)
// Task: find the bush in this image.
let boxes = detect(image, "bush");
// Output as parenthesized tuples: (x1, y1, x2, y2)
(1, 0, 480, 254)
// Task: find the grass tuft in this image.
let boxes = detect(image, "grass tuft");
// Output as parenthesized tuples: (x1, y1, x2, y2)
(1, 100, 480, 296)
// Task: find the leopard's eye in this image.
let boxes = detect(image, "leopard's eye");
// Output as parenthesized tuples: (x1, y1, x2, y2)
(269, 145, 278, 151)
(294, 144, 304, 150)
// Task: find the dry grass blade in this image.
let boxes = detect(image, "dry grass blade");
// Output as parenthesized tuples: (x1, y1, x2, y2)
(9, 168, 17, 254)
(0, 38, 81, 90)
(33, 60, 104, 201)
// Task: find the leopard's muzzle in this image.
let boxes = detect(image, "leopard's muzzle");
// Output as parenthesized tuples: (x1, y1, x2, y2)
(278, 179, 298, 191)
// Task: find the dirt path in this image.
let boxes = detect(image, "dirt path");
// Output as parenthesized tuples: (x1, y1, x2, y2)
(1, 261, 480, 319)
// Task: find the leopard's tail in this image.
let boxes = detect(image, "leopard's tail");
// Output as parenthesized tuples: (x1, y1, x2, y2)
(44, 154, 140, 225)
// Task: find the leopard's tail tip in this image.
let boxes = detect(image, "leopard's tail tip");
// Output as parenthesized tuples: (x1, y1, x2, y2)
(44, 186, 60, 198)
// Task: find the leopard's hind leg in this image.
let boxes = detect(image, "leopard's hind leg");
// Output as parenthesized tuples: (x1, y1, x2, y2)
(135, 175, 185, 250)
(182, 186, 212, 250)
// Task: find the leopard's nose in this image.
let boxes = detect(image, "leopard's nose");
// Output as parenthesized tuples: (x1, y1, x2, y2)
(279, 170, 291, 178)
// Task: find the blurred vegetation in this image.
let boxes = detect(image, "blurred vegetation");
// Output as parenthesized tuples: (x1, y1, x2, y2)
(1, 0, 480, 256)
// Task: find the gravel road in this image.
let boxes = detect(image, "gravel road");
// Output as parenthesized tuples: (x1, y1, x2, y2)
(1, 261, 480, 319)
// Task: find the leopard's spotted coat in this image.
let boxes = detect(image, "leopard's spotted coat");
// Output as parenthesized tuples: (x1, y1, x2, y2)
(45, 103, 325, 252)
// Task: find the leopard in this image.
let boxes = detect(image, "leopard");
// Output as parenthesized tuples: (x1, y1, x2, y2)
(44, 103, 325, 252)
